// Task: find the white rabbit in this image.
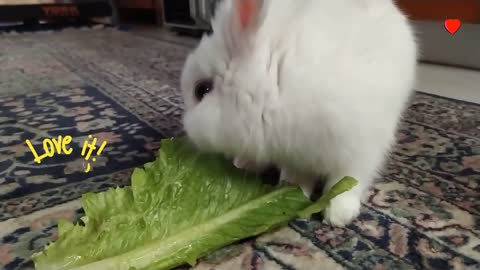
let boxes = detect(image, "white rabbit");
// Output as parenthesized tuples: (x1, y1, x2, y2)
(180, 0, 417, 226)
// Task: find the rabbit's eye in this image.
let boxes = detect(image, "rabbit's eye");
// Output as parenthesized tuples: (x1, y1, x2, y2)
(194, 79, 213, 102)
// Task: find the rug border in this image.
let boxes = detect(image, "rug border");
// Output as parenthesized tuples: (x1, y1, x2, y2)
(415, 90, 480, 107)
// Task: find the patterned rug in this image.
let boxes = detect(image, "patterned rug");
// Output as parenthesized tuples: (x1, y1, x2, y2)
(0, 27, 479, 270)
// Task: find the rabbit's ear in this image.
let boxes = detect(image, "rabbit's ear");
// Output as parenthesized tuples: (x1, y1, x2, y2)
(210, 0, 265, 55)
(234, 0, 263, 32)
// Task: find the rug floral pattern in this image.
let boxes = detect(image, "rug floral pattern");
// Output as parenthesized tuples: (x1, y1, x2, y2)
(0, 28, 479, 270)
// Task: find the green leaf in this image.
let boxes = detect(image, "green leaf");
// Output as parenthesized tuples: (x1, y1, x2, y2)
(297, 176, 358, 219)
(32, 137, 356, 270)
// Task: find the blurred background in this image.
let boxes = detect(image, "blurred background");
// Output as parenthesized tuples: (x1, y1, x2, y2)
(0, 0, 478, 68)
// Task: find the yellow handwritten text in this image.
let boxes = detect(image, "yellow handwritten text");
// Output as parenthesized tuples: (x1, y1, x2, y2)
(25, 135, 108, 173)
(81, 135, 108, 173)
(25, 135, 73, 164)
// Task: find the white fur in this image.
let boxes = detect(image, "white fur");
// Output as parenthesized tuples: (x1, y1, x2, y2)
(181, 0, 417, 227)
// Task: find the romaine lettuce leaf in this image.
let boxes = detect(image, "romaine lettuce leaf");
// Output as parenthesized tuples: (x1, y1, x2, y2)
(32, 137, 356, 270)
(298, 176, 358, 218)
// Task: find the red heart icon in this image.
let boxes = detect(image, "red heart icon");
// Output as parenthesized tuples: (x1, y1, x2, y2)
(444, 19, 461, 35)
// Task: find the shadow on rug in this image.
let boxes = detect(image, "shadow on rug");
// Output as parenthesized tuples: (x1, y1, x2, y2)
(0, 28, 479, 270)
